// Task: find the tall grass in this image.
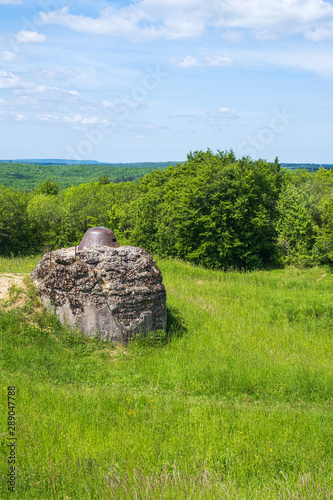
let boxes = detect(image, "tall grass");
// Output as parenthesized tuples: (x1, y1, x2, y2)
(0, 257, 333, 498)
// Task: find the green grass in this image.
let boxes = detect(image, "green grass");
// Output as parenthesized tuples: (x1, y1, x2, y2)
(1, 257, 333, 498)
(0, 255, 42, 274)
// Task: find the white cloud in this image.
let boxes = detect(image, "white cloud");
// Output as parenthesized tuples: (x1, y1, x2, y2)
(81, 117, 105, 125)
(214, 0, 333, 32)
(219, 107, 237, 114)
(32, 68, 79, 80)
(305, 21, 333, 40)
(0, 98, 8, 105)
(37, 1, 333, 42)
(254, 30, 279, 41)
(15, 114, 27, 121)
(37, 114, 59, 122)
(206, 56, 235, 67)
(170, 106, 240, 125)
(0, 0, 21, 4)
(0, 51, 17, 62)
(178, 56, 200, 68)
(64, 115, 83, 123)
(64, 114, 109, 126)
(38, 5, 205, 40)
(0, 71, 31, 90)
(230, 45, 333, 77)
(177, 55, 236, 68)
(221, 30, 245, 42)
(17, 85, 81, 101)
(170, 109, 207, 118)
(102, 100, 117, 108)
(14, 30, 46, 44)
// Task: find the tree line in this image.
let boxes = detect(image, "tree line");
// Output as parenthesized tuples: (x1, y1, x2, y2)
(1, 149, 333, 269)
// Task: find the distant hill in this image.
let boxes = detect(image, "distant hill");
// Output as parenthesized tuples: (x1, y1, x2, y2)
(281, 163, 333, 171)
(0, 159, 101, 165)
(0, 161, 181, 191)
(1, 160, 332, 192)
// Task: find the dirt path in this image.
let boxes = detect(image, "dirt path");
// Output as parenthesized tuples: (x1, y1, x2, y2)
(0, 273, 28, 302)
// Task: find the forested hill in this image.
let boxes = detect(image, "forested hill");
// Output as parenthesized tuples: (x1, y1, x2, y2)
(281, 163, 333, 171)
(0, 161, 181, 191)
(1, 160, 331, 191)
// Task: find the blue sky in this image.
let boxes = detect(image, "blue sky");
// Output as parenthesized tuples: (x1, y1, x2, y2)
(0, 0, 333, 163)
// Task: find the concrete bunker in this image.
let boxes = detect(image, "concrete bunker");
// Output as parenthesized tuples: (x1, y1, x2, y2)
(31, 228, 167, 343)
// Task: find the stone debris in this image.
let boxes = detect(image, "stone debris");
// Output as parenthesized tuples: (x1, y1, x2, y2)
(31, 245, 167, 342)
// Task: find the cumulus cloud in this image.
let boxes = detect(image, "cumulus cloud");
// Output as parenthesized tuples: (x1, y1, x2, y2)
(14, 30, 46, 44)
(0, 51, 17, 62)
(37, 0, 333, 42)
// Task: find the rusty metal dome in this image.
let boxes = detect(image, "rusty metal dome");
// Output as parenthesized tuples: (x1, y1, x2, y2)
(78, 227, 119, 250)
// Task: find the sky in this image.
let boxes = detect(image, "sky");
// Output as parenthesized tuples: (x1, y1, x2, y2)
(0, 0, 333, 163)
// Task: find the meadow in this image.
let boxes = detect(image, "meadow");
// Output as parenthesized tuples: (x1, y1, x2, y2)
(1, 255, 333, 499)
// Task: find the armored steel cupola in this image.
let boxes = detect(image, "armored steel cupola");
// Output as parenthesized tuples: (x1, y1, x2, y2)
(78, 227, 119, 250)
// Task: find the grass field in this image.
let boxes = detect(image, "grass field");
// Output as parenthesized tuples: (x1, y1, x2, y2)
(1, 256, 333, 498)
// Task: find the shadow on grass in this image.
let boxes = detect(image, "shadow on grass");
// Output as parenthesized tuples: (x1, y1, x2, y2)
(131, 306, 187, 348)
(166, 305, 187, 341)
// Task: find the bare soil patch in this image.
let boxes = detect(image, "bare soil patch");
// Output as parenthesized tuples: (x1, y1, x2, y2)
(0, 273, 29, 306)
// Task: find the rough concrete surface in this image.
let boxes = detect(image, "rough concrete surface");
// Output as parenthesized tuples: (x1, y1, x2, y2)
(31, 245, 167, 342)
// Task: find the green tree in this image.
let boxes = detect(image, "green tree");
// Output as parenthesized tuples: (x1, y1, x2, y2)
(27, 195, 63, 250)
(0, 186, 30, 255)
(129, 150, 283, 269)
(99, 174, 110, 185)
(276, 183, 317, 266)
(34, 179, 60, 196)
